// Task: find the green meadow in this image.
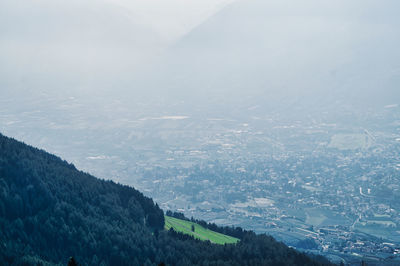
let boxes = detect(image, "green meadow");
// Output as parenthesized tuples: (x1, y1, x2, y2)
(164, 216, 239, 245)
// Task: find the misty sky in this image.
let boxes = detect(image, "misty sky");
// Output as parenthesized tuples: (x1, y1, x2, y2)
(1, 0, 399, 105)
(109, 0, 234, 41)
(0, 0, 233, 93)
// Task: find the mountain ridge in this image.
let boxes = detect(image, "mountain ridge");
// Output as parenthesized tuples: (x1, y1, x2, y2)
(0, 132, 332, 265)
(144, 0, 400, 107)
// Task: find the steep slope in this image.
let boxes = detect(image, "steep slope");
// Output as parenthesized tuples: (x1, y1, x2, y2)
(147, 0, 400, 107)
(0, 133, 164, 265)
(0, 133, 332, 265)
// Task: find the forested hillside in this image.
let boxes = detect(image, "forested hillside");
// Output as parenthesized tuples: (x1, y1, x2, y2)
(0, 133, 332, 265)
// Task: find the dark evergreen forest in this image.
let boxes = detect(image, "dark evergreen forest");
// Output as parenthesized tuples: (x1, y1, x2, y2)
(0, 133, 333, 265)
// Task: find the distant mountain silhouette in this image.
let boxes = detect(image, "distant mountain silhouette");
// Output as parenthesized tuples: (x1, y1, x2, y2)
(0, 0, 162, 96)
(146, 0, 400, 107)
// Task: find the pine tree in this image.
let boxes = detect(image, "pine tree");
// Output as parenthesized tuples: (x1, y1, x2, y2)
(68, 257, 78, 266)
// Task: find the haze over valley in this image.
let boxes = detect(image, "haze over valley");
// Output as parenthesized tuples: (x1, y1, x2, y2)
(1, 0, 400, 265)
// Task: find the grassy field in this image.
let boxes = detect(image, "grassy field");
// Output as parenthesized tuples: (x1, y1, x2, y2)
(164, 216, 239, 245)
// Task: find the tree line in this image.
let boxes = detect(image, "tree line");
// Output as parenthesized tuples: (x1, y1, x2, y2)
(0, 133, 332, 265)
